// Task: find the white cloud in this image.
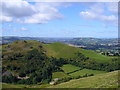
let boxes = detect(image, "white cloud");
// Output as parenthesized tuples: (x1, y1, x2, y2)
(80, 11, 117, 22)
(2, 0, 36, 18)
(24, 3, 63, 24)
(1, 0, 64, 24)
(80, 3, 118, 26)
(21, 27, 27, 30)
(0, 15, 13, 22)
(80, 11, 97, 20)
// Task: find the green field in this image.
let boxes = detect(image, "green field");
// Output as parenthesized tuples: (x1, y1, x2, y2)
(2, 83, 27, 88)
(69, 69, 107, 76)
(61, 64, 81, 74)
(48, 70, 119, 88)
(52, 72, 69, 79)
(52, 64, 107, 79)
(43, 42, 113, 63)
(2, 83, 51, 88)
(60, 64, 107, 77)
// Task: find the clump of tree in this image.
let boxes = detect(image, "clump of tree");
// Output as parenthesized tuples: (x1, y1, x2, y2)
(67, 52, 119, 72)
(2, 49, 67, 84)
(2, 74, 19, 83)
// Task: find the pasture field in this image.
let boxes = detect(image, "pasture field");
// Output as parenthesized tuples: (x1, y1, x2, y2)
(61, 64, 81, 74)
(48, 70, 119, 88)
(2, 83, 50, 88)
(43, 42, 113, 63)
(2, 83, 28, 88)
(69, 69, 107, 77)
(52, 72, 70, 79)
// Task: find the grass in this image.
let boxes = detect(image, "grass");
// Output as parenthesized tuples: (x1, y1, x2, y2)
(3, 40, 43, 53)
(43, 42, 113, 63)
(69, 69, 107, 77)
(48, 70, 119, 88)
(43, 43, 77, 59)
(2, 83, 28, 88)
(3, 41, 114, 63)
(52, 72, 70, 80)
(2, 71, 119, 88)
(0, 83, 2, 90)
(61, 64, 81, 74)
(2, 83, 51, 88)
(53, 64, 107, 79)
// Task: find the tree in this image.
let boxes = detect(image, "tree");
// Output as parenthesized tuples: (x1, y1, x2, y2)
(19, 73, 26, 77)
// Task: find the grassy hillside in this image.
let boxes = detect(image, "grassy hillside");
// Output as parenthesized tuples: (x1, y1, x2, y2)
(48, 70, 119, 88)
(52, 72, 70, 80)
(2, 83, 27, 88)
(60, 64, 81, 74)
(2, 41, 114, 63)
(69, 69, 107, 77)
(43, 42, 113, 63)
(52, 64, 107, 79)
(2, 70, 119, 88)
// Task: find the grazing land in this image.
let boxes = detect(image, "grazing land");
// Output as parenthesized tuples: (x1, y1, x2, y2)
(69, 69, 107, 76)
(60, 64, 81, 74)
(43, 42, 113, 63)
(48, 70, 119, 88)
(52, 72, 70, 80)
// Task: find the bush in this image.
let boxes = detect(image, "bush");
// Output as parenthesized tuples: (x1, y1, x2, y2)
(57, 77, 72, 84)
(83, 74, 88, 77)
(42, 79, 51, 84)
(2, 75, 19, 83)
(72, 76, 82, 79)
(88, 74, 94, 76)
(17, 79, 26, 84)
(19, 73, 26, 77)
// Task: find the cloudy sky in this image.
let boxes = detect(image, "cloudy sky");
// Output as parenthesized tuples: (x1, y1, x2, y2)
(1, 0, 118, 38)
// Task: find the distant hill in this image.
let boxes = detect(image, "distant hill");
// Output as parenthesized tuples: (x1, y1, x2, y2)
(1, 36, 118, 44)
(1, 36, 72, 44)
(68, 37, 118, 44)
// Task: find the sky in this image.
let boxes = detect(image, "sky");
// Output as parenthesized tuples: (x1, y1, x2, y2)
(0, 0, 118, 38)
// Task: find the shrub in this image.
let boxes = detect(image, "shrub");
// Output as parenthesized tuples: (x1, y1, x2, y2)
(19, 73, 26, 77)
(72, 76, 82, 79)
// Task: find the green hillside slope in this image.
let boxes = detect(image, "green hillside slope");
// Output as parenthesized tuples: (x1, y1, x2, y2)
(43, 42, 113, 63)
(2, 41, 114, 63)
(60, 64, 81, 74)
(2, 70, 119, 88)
(48, 70, 119, 88)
